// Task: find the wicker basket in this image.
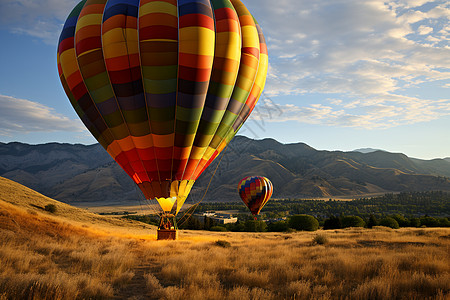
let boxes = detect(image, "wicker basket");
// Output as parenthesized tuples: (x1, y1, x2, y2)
(157, 229, 177, 240)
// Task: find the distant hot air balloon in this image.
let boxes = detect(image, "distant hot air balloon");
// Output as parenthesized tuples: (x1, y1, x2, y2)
(238, 176, 273, 217)
(57, 0, 268, 238)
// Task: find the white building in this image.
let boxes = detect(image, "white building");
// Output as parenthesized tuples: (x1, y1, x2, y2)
(193, 212, 238, 224)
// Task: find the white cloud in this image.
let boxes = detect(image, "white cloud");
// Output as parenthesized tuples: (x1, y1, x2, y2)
(249, 93, 450, 129)
(426, 4, 450, 18)
(243, 0, 450, 128)
(417, 25, 434, 34)
(11, 20, 63, 45)
(0, 95, 84, 136)
(0, 0, 78, 44)
(0, 0, 78, 22)
(399, 0, 432, 8)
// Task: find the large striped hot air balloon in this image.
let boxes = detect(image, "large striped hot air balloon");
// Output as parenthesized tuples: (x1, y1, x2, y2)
(57, 0, 268, 226)
(238, 176, 273, 217)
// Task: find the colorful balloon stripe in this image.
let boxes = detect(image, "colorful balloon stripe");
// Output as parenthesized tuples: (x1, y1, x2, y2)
(58, 0, 268, 214)
(238, 176, 273, 216)
(172, 0, 215, 181)
(181, 0, 240, 180)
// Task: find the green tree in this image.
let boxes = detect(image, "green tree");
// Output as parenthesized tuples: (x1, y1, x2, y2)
(210, 226, 227, 232)
(244, 220, 267, 232)
(227, 221, 245, 232)
(379, 217, 400, 229)
(391, 214, 408, 227)
(267, 221, 289, 232)
(367, 215, 378, 228)
(341, 216, 365, 228)
(204, 216, 218, 230)
(408, 217, 420, 227)
(420, 216, 440, 227)
(438, 218, 450, 227)
(323, 216, 341, 230)
(179, 216, 203, 230)
(288, 215, 319, 231)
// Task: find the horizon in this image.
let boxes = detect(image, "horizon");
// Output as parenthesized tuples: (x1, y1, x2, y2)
(1, 135, 449, 161)
(1, 0, 449, 160)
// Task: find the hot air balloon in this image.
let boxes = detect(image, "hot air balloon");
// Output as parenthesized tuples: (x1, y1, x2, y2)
(57, 0, 268, 239)
(238, 176, 273, 218)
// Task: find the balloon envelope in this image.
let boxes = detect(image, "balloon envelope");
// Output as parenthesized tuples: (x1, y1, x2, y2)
(238, 176, 273, 216)
(57, 0, 268, 215)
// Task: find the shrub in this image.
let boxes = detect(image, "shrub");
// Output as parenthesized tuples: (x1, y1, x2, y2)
(226, 222, 245, 232)
(420, 216, 440, 227)
(408, 217, 421, 227)
(341, 216, 365, 228)
(323, 216, 342, 230)
(243, 220, 267, 232)
(215, 240, 231, 248)
(378, 217, 400, 229)
(44, 204, 57, 213)
(267, 221, 289, 232)
(312, 234, 329, 245)
(288, 215, 319, 231)
(438, 217, 450, 227)
(391, 214, 408, 227)
(367, 215, 378, 228)
(210, 226, 227, 232)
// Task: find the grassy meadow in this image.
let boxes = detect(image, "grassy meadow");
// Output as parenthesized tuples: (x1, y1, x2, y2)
(0, 176, 449, 300)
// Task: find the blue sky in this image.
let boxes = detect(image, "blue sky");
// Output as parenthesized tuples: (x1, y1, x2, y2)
(0, 0, 449, 159)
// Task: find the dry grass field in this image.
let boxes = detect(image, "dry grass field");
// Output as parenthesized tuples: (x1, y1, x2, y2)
(0, 177, 449, 300)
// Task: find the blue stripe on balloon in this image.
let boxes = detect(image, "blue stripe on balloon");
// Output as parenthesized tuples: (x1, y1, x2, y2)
(58, 26, 75, 44)
(179, 2, 212, 17)
(103, 2, 139, 22)
(178, 0, 210, 7)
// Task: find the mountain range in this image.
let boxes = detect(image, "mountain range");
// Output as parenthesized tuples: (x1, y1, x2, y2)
(1, 136, 450, 206)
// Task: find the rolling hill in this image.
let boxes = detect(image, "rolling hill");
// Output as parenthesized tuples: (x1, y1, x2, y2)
(0, 176, 155, 235)
(1, 136, 450, 205)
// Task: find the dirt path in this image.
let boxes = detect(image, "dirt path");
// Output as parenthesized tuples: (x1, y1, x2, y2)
(114, 255, 161, 299)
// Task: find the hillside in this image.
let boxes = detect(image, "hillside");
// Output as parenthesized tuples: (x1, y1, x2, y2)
(1, 137, 450, 205)
(0, 176, 155, 236)
(0, 177, 449, 299)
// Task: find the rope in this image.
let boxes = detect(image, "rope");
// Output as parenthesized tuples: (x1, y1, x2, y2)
(135, 185, 159, 217)
(177, 144, 230, 227)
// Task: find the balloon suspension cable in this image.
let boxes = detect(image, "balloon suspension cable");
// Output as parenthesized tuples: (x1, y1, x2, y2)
(177, 144, 229, 228)
(135, 185, 160, 217)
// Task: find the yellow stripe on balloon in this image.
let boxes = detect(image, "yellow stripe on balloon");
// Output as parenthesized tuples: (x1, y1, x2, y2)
(75, 14, 102, 31)
(59, 49, 79, 78)
(215, 36, 240, 60)
(176, 180, 194, 214)
(157, 197, 176, 212)
(139, 1, 177, 17)
(179, 27, 215, 56)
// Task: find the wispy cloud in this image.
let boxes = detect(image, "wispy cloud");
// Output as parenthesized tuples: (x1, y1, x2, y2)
(0, 95, 84, 136)
(0, 0, 78, 44)
(244, 0, 450, 128)
(250, 94, 450, 129)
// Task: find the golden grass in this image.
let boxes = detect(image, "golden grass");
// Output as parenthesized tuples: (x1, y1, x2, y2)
(0, 199, 141, 299)
(0, 176, 449, 299)
(146, 228, 449, 300)
(0, 177, 157, 236)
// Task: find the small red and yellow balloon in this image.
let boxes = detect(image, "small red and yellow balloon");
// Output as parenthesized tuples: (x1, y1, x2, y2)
(238, 176, 273, 217)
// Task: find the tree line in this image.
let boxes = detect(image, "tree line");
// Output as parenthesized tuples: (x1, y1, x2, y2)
(124, 191, 449, 232)
(175, 213, 449, 232)
(197, 191, 450, 218)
